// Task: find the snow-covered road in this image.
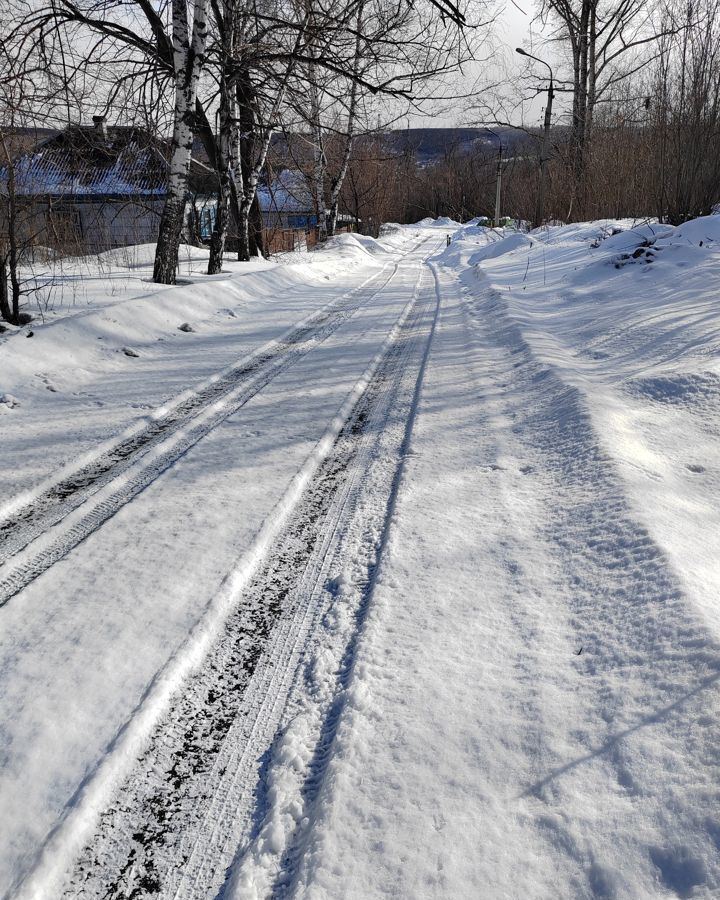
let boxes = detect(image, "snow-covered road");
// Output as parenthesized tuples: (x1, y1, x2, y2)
(2, 219, 720, 899)
(286, 254, 720, 899)
(1, 230, 445, 897)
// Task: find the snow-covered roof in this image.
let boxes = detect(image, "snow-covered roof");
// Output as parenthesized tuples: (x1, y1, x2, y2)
(2, 125, 216, 199)
(257, 169, 315, 214)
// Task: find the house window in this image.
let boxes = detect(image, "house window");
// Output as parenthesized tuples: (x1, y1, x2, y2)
(46, 205, 83, 248)
(199, 206, 215, 241)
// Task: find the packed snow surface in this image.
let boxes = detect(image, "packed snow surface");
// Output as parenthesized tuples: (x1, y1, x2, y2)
(2, 217, 720, 899)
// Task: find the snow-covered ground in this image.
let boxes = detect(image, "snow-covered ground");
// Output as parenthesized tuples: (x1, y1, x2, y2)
(2, 218, 720, 899)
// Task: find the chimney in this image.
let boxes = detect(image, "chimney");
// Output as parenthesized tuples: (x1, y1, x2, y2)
(92, 115, 107, 137)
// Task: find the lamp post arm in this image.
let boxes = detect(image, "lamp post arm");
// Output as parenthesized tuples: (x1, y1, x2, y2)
(515, 47, 554, 83)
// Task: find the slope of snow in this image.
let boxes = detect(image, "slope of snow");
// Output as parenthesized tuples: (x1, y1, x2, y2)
(0, 240, 399, 502)
(468, 217, 720, 637)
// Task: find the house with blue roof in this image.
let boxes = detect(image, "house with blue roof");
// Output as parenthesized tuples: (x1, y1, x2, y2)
(2, 117, 217, 254)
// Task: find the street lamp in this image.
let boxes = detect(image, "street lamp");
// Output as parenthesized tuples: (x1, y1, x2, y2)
(485, 126, 503, 228)
(516, 47, 554, 227)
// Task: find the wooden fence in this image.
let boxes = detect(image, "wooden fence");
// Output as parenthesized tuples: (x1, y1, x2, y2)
(263, 224, 355, 255)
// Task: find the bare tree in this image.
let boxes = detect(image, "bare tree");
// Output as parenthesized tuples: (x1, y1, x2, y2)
(0, 28, 76, 323)
(153, 0, 209, 282)
(647, 0, 720, 222)
(533, 0, 667, 217)
(18, 0, 210, 283)
(0, 127, 22, 325)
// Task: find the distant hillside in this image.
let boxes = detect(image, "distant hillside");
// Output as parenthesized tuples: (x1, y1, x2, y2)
(383, 127, 528, 164)
(4, 124, 529, 172)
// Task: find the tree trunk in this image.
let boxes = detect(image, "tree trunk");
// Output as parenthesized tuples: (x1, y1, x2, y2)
(310, 67, 327, 240)
(208, 176, 230, 274)
(234, 72, 270, 258)
(237, 130, 273, 261)
(153, 0, 208, 284)
(328, 134, 353, 236)
(0, 258, 12, 323)
(571, 0, 590, 219)
(238, 197, 252, 261)
(208, 77, 239, 274)
(250, 194, 265, 257)
(236, 69, 257, 262)
(1, 131, 21, 324)
(8, 225, 20, 325)
(586, 1, 597, 147)
(327, 2, 363, 237)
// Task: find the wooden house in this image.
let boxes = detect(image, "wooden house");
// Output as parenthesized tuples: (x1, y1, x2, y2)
(2, 118, 217, 255)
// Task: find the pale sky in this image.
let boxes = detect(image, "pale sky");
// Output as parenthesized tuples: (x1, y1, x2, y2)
(405, 0, 557, 129)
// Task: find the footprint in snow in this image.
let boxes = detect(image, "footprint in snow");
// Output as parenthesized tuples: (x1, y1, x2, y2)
(35, 373, 59, 392)
(0, 394, 20, 410)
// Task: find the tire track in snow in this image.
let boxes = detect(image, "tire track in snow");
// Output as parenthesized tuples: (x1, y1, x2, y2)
(243, 260, 441, 900)
(13, 244, 442, 900)
(0, 240, 430, 611)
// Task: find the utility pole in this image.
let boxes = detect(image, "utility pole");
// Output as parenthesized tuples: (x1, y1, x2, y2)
(486, 127, 503, 227)
(516, 48, 554, 227)
(495, 145, 502, 227)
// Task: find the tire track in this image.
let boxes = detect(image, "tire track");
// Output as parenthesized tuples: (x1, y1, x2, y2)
(59, 256, 440, 900)
(0, 240, 429, 610)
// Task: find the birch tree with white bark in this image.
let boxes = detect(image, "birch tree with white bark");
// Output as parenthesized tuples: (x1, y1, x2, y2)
(153, 0, 209, 282)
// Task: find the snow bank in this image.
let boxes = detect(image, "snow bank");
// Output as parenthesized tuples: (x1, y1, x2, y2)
(94, 242, 211, 269)
(455, 223, 495, 238)
(600, 223, 674, 252)
(455, 213, 720, 640)
(321, 232, 390, 261)
(436, 230, 531, 269)
(661, 214, 720, 247)
(469, 232, 532, 262)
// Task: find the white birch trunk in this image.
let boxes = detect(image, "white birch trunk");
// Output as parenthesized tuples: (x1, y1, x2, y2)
(236, 17, 307, 260)
(309, 66, 326, 239)
(208, 80, 244, 272)
(238, 127, 272, 261)
(328, 2, 363, 237)
(153, 0, 209, 284)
